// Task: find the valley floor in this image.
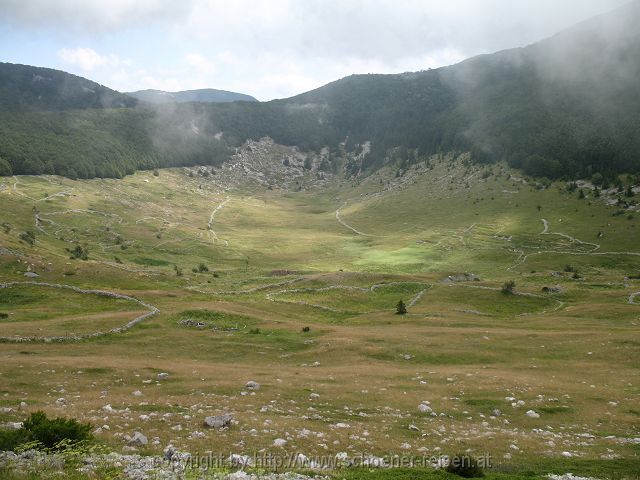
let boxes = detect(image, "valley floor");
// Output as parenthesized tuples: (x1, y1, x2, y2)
(0, 156, 638, 479)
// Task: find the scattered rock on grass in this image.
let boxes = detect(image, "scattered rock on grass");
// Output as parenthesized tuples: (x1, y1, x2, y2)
(203, 414, 233, 429)
(127, 431, 148, 446)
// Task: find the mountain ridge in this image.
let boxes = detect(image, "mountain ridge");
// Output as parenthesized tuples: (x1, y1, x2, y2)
(126, 88, 257, 104)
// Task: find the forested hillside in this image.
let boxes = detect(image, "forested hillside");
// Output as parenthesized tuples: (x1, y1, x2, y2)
(0, 63, 136, 111)
(0, 1, 639, 179)
(0, 105, 229, 178)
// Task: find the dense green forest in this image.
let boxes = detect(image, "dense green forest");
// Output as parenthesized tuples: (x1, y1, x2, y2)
(0, 2, 639, 180)
(0, 62, 136, 111)
(0, 107, 230, 178)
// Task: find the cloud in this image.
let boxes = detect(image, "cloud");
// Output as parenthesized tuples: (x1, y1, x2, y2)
(0, 0, 191, 33)
(57, 47, 107, 71)
(4, 0, 631, 99)
(185, 53, 216, 75)
(57, 47, 130, 72)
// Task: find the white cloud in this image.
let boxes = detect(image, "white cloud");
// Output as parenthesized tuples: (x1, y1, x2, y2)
(5, 0, 631, 98)
(58, 47, 107, 71)
(185, 53, 216, 75)
(57, 47, 130, 72)
(0, 0, 191, 32)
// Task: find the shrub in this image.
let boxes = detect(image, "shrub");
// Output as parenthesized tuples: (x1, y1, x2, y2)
(249, 328, 261, 334)
(153, 169, 159, 177)
(0, 428, 30, 451)
(0, 411, 92, 451)
(591, 173, 604, 186)
(302, 326, 310, 333)
(0, 312, 8, 319)
(564, 265, 576, 273)
(68, 244, 88, 260)
(22, 411, 92, 449)
(197, 263, 209, 273)
(445, 453, 485, 478)
(501, 280, 515, 294)
(19, 231, 35, 246)
(396, 300, 407, 315)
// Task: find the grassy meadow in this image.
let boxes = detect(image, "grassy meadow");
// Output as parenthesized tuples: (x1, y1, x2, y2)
(0, 158, 638, 479)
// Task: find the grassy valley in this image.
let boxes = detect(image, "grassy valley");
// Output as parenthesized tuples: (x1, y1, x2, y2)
(0, 153, 638, 478)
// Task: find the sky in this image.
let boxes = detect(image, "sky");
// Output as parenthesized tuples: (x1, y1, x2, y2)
(0, 0, 630, 100)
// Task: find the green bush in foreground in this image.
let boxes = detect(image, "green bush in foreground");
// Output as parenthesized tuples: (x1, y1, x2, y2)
(445, 453, 485, 478)
(0, 429, 31, 451)
(0, 411, 92, 451)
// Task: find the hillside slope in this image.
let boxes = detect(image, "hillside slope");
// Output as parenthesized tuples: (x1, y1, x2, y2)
(0, 2, 639, 179)
(0, 63, 137, 111)
(265, 0, 640, 177)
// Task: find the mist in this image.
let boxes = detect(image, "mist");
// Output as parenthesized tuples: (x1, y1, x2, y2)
(0, 0, 630, 99)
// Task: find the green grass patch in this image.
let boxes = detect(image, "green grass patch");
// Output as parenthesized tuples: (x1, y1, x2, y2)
(131, 257, 171, 266)
(172, 309, 260, 329)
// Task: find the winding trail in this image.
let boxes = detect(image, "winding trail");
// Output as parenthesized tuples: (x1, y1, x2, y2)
(335, 202, 373, 236)
(207, 197, 230, 245)
(0, 281, 159, 343)
(508, 218, 640, 272)
(541, 219, 549, 234)
(36, 190, 74, 202)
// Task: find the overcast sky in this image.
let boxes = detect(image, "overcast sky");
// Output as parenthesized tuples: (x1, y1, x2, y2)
(0, 0, 630, 100)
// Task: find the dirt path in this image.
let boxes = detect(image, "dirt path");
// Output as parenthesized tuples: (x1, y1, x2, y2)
(541, 219, 549, 234)
(0, 281, 159, 342)
(10, 178, 38, 201)
(207, 197, 230, 245)
(509, 219, 640, 272)
(540, 219, 600, 250)
(335, 202, 373, 236)
(36, 190, 74, 202)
